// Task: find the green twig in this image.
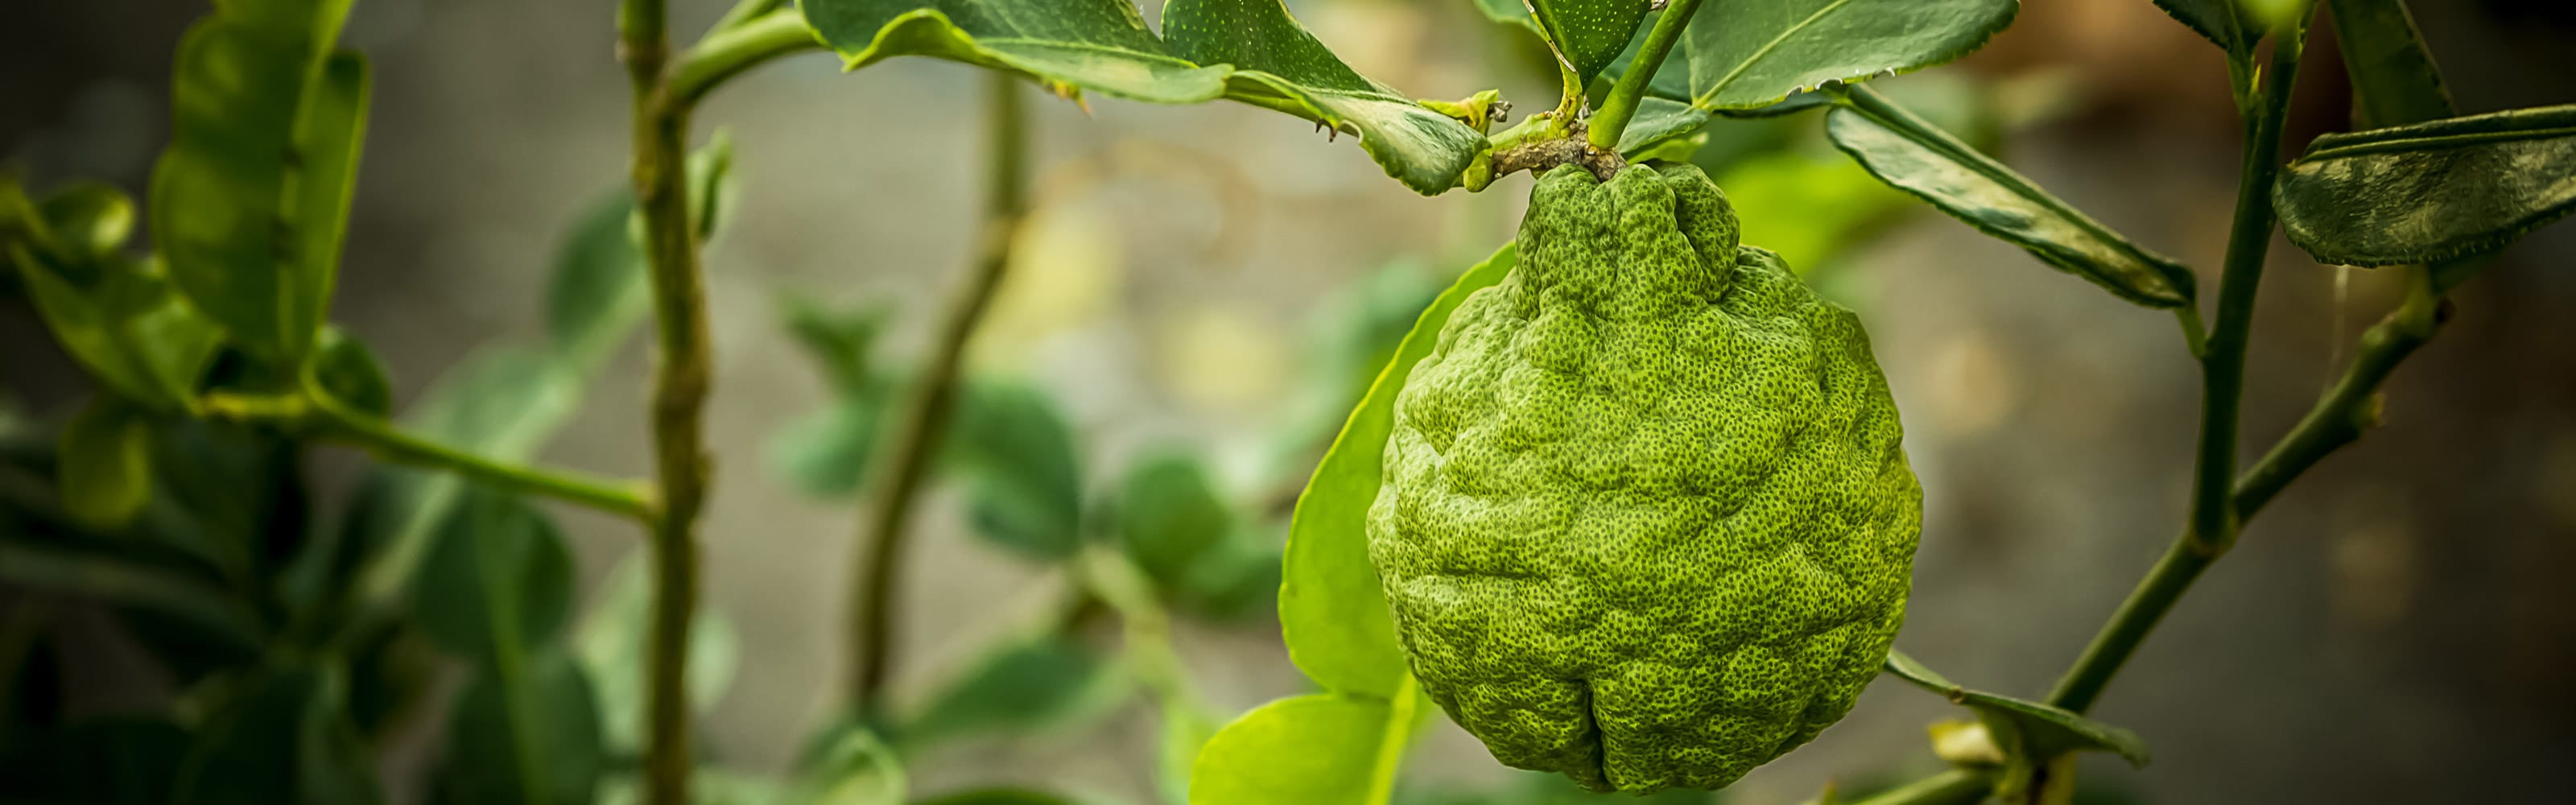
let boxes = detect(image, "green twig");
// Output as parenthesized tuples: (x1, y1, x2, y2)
(202, 390, 654, 520)
(707, 0, 786, 35)
(846, 71, 1030, 714)
(671, 9, 824, 107)
(2233, 266, 2441, 518)
(2046, 23, 2309, 716)
(621, 0, 709, 801)
(1587, 0, 1704, 153)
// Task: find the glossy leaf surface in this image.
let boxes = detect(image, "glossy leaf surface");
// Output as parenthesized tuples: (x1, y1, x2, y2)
(2274, 105, 2576, 267)
(1188, 687, 1421, 805)
(1884, 650, 2149, 766)
(1281, 242, 1513, 698)
(1527, 0, 1653, 89)
(1827, 96, 2196, 308)
(1682, 0, 2018, 110)
(799, 0, 1488, 193)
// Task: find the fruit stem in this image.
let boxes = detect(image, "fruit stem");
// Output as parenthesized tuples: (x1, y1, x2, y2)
(1588, 0, 1706, 154)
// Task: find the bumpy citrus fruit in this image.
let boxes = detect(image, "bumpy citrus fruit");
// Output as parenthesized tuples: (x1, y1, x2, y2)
(1368, 163, 1922, 792)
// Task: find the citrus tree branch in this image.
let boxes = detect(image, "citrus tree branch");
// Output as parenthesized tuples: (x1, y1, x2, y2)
(621, 0, 708, 801)
(845, 71, 1030, 715)
(1587, 0, 1704, 153)
(2233, 266, 2442, 518)
(2046, 23, 2308, 715)
(671, 9, 823, 108)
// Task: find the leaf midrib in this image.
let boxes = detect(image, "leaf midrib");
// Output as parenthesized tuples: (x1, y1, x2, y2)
(1692, 0, 1858, 109)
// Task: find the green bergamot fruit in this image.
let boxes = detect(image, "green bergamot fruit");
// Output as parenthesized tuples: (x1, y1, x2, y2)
(1368, 163, 1923, 793)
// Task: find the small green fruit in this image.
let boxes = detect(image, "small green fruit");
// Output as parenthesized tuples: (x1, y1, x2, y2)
(1368, 163, 1922, 792)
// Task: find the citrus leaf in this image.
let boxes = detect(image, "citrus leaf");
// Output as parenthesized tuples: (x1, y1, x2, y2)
(172, 663, 382, 805)
(785, 724, 908, 805)
(803, 0, 1228, 103)
(1682, 0, 2018, 110)
(1882, 650, 2149, 767)
(312, 327, 393, 419)
(1826, 92, 2196, 308)
(898, 632, 1121, 749)
(1162, 0, 1488, 194)
(34, 181, 136, 260)
(1113, 453, 1232, 595)
(1188, 683, 1424, 805)
(10, 248, 223, 411)
(284, 52, 369, 353)
(438, 650, 605, 805)
(57, 397, 155, 530)
(1281, 242, 1513, 698)
(1527, 0, 1653, 90)
(947, 382, 1084, 562)
(150, 0, 356, 361)
(2326, 0, 2450, 130)
(2156, 0, 2257, 54)
(409, 487, 576, 662)
(2273, 105, 2576, 267)
(799, 1, 1489, 194)
(0, 539, 265, 653)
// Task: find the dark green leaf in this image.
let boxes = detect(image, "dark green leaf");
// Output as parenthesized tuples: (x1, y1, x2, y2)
(0, 716, 193, 805)
(1282, 242, 1512, 698)
(2154, 0, 2257, 54)
(766, 398, 887, 499)
(437, 650, 605, 805)
(912, 788, 1083, 805)
(1171, 538, 1280, 623)
(410, 487, 576, 661)
(312, 326, 394, 419)
(1113, 453, 1231, 592)
(57, 397, 155, 530)
(173, 663, 383, 805)
(1883, 650, 2150, 767)
(785, 723, 908, 805)
(2326, 0, 2451, 129)
(10, 249, 223, 410)
(2273, 105, 2576, 267)
(781, 296, 890, 396)
(898, 632, 1118, 749)
(947, 382, 1084, 562)
(803, 0, 1227, 102)
(1163, 0, 1488, 194)
(1826, 97, 2197, 308)
(1188, 688, 1426, 805)
(285, 52, 369, 345)
(573, 553, 739, 753)
(150, 0, 357, 361)
(0, 539, 264, 652)
(1527, 0, 1653, 90)
(799, 1, 1487, 194)
(1682, 0, 2018, 110)
(35, 181, 137, 260)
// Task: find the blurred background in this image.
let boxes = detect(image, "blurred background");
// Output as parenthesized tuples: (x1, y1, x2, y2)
(5, 1, 2574, 803)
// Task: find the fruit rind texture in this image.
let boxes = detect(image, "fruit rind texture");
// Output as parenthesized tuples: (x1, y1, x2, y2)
(1367, 163, 1923, 793)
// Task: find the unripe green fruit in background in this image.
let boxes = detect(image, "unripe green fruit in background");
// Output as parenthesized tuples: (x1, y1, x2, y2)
(1368, 163, 1923, 793)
